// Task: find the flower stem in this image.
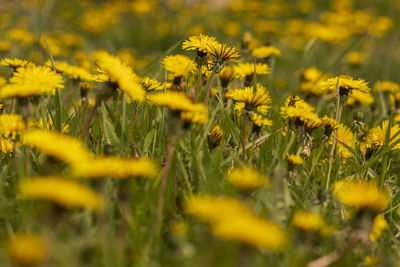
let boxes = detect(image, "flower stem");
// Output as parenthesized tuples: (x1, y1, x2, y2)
(241, 115, 248, 162)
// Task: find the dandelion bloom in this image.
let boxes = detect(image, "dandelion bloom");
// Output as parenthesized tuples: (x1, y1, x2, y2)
(251, 45, 281, 58)
(0, 66, 64, 99)
(292, 210, 335, 236)
(226, 84, 271, 114)
(370, 214, 388, 242)
(19, 176, 104, 210)
(208, 125, 224, 149)
(141, 77, 164, 91)
(182, 34, 219, 55)
(50, 60, 93, 81)
(219, 66, 235, 88)
(0, 114, 26, 136)
(319, 75, 370, 96)
(250, 113, 272, 127)
(333, 180, 390, 212)
(333, 124, 355, 159)
(360, 120, 400, 155)
(287, 154, 304, 165)
(162, 55, 196, 78)
(94, 51, 145, 102)
(72, 157, 159, 179)
(23, 130, 92, 165)
(346, 90, 374, 106)
(226, 167, 268, 190)
(180, 104, 209, 124)
(7, 233, 46, 267)
(207, 42, 240, 63)
(374, 80, 399, 93)
(0, 58, 35, 69)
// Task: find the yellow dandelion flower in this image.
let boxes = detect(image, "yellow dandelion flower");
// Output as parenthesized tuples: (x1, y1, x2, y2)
(207, 42, 240, 63)
(346, 90, 374, 106)
(7, 233, 46, 267)
(6, 28, 34, 45)
(292, 210, 334, 235)
(0, 66, 64, 99)
(184, 195, 254, 224)
(211, 214, 287, 252)
(301, 67, 322, 82)
(360, 120, 400, 155)
(280, 95, 316, 117)
(333, 180, 390, 212)
(0, 114, 26, 136)
(19, 176, 103, 210)
(94, 51, 145, 102)
(225, 84, 271, 114)
(72, 156, 159, 179)
(333, 124, 355, 159)
(141, 77, 164, 91)
(319, 75, 370, 96)
(0, 58, 35, 69)
(226, 167, 268, 190)
(0, 138, 16, 153)
(162, 55, 195, 78)
(233, 62, 270, 79)
(251, 45, 281, 58)
(28, 117, 70, 133)
(219, 66, 235, 88)
(374, 80, 400, 93)
(23, 130, 92, 165)
(180, 104, 209, 124)
(182, 34, 219, 55)
(320, 116, 338, 136)
(250, 113, 272, 127)
(370, 214, 388, 242)
(208, 125, 224, 149)
(390, 92, 400, 108)
(287, 154, 304, 165)
(347, 51, 363, 66)
(49, 60, 93, 81)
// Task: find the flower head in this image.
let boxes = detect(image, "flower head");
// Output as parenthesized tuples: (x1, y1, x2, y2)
(251, 45, 281, 58)
(226, 167, 268, 190)
(374, 80, 399, 93)
(360, 120, 400, 155)
(287, 154, 304, 165)
(208, 42, 240, 63)
(226, 84, 271, 114)
(370, 214, 388, 242)
(0, 58, 35, 70)
(208, 125, 224, 149)
(7, 233, 46, 267)
(333, 180, 390, 212)
(292, 210, 335, 236)
(19, 176, 104, 210)
(333, 124, 355, 159)
(182, 34, 219, 56)
(0, 66, 64, 99)
(319, 75, 370, 96)
(50, 60, 93, 81)
(234, 62, 270, 80)
(162, 55, 195, 78)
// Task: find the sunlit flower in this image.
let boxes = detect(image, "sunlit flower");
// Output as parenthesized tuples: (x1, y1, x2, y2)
(225, 84, 271, 114)
(72, 156, 159, 179)
(23, 130, 92, 165)
(180, 104, 209, 124)
(0, 58, 35, 70)
(250, 113, 272, 127)
(319, 75, 370, 96)
(49, 60, 93, 81)
(251, 45, 281, 58)
(333, 124, 355, 159)
(360, 120, 400, 155)
(182, 34, 218, 56)
(370, 214, 388, 242)
(233, 63, 270, 84)
(333, 180, 390, 212)
(7, 233, 46, 267)
(162, 55, 195, 78)
(226, 167, 268, 190)
(346, 90, 374, 106)
(292, 210, 335, 236)
(0, 66, 64, 99)
(208, 42, 240, 64)
(287, 154, 304, 165)
(19, 176, 103, 210)
(94, 51, 145, 102)
(374, 80, 400, 93)
(141, 77, 164, 91)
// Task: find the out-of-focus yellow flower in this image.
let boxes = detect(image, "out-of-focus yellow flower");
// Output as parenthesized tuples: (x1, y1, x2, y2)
(332, 124, 355, 159)
(148, 91, 202, 112)
(346, 90, 374, 106)
(251, 45, 281, 59)
(162, 55, 195, 78)
(224, 21, 241, 36)
(250, 113, 272, 127)
(233, 63, 270, 80)
(28, 117, 70, 133)
(131, 0, 157, 15)
(19, 176, 103, 210)
(6, 28, 34, 45)
(347, 51, 363, 66)
(49, 60, 93, 81)
(287, 154, 304, 165)
(0, 66, 64, 99)
(208, 125, 224, 149)
(219, 66, 235, 88)
(23, 130, 92, 165)
(0, 114, 26, 136)
(226, 167, 268, 190)
(292, 210, 336, 236)
(7, 233, 46, 267)
(72, 156, 159, 179)
(370, 214, 388, 242)
(226, 84, 271, 114)
(180, 104, 209, 124)
(94, 51, 145, 102)
(333, 180, 390, 212)
(374, 80, 400, 94)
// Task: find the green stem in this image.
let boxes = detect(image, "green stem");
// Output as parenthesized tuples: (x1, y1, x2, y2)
(241, 115, 248, 162)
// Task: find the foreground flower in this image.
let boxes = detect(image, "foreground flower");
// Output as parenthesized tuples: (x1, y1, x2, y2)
(19, 176, 104, 210)
(180, 104, 209, 124)
(0, 66, 64, 99)
(333, 180, 390, 212)
(7, 233, 46, 267)
(72, 157, 159, 178)
(23, 130, 91, 165)
(94, 51, 145, 102)
(225, 167, 268, 190)
(319, 75, 370, 96)
(50, 60, 93, 81)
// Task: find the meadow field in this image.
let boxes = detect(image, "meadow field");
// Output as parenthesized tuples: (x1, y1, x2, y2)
(1, 0, 400, 266)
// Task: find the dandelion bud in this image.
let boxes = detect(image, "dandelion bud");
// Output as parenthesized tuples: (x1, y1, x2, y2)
(208, 125, 224, 150)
